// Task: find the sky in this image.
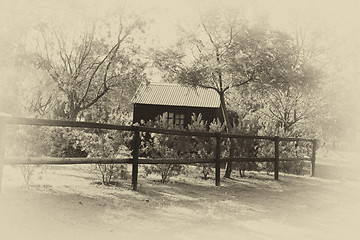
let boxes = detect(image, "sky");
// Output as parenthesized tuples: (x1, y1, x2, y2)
(2, 0, 360, 55)
(1, 0, 359, 81)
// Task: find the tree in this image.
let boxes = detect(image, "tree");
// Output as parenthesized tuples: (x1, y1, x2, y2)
(16, 15, 148, 158)
(256, 24, 323, 135)
(31, 16, 147, 121)
(258, 85, 317, 133)
(153, 8, 315, 177)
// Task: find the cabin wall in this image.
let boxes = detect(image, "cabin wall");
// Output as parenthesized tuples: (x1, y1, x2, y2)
(133, 103, 221, 126)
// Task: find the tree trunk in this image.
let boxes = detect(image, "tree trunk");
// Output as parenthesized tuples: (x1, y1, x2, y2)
(219, 91, 234, 178)
(68, 109, 79, 121)
(68, 93, 80, 121)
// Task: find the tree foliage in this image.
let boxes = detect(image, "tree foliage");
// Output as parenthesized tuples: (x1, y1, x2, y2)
(30, 16, 147, 120)
(152, 7, 321, 177)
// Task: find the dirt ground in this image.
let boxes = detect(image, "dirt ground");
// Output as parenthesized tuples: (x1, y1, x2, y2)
(1, 150, 360, 240)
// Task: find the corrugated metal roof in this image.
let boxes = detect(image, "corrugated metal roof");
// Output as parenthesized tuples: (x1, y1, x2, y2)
(131, 83, 220, 108)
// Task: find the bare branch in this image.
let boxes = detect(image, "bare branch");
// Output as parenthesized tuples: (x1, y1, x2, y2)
(225, 71, 256, 92)
(200, 18, 216, 47)
(80, 39, 120, 104)
(197, 84, 220, 93)
(79, 86, 110, 111)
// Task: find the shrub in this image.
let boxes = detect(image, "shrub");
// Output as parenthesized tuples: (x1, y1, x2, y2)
(94, 163, 129, 185)
(140, 113, 225, 181)
(228, 119, 262, 177)
(140, 119, 185, 182)
(20, 165, 36, 186)
(196, 163, 214, 180)
(77, 129, 132, 185)
(4, 126, 48, 186)
(256, 122, 314, 175)
(144, 164, 184, 183)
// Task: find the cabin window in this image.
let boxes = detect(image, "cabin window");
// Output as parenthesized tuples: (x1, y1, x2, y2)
(174, 114, 185, 126)
(164, 112, 185, 127)
(168, 112, 174, 123)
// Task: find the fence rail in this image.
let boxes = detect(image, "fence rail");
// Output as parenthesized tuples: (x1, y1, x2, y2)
(3, 156, 312, 166)
(0, 116, 317, 191)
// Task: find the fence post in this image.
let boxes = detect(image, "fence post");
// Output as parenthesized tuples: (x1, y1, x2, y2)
(311, 139, 317, 177)
(215, 133, 221, 186)
(132, 127, 140, 191)
(274, 136, 279, 180)
(0, 117, 5, 192)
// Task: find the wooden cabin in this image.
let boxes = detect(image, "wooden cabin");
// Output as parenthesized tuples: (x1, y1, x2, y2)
(131, 83, 221, 127)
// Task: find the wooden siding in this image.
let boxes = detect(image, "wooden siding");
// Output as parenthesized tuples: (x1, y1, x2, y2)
(133, 103, 222, 126)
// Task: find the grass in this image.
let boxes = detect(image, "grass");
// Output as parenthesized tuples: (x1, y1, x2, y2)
(1, 153, 360, 240)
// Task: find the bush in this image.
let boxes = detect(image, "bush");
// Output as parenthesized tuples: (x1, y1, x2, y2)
(139, 113, 224, 181)
(19, 164, 47, 186)
(256, 121, 314, 175)
(227, 119, 262, 177)
(20, 165, 36, 186)
(6, 114, 134, 186)
(144, 164, 184, 183)
(140, 118, 185, 182)
(189, 115, 224, 179)
(78, 130, 131, 185)
(196, 163, 214, 180)
(94, 163, 129, 185)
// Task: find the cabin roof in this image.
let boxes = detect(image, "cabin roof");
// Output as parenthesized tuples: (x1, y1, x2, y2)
(132, 83, 220, 108)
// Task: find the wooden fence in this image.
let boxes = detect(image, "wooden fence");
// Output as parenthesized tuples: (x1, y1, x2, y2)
(0, 116, 317, 191)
